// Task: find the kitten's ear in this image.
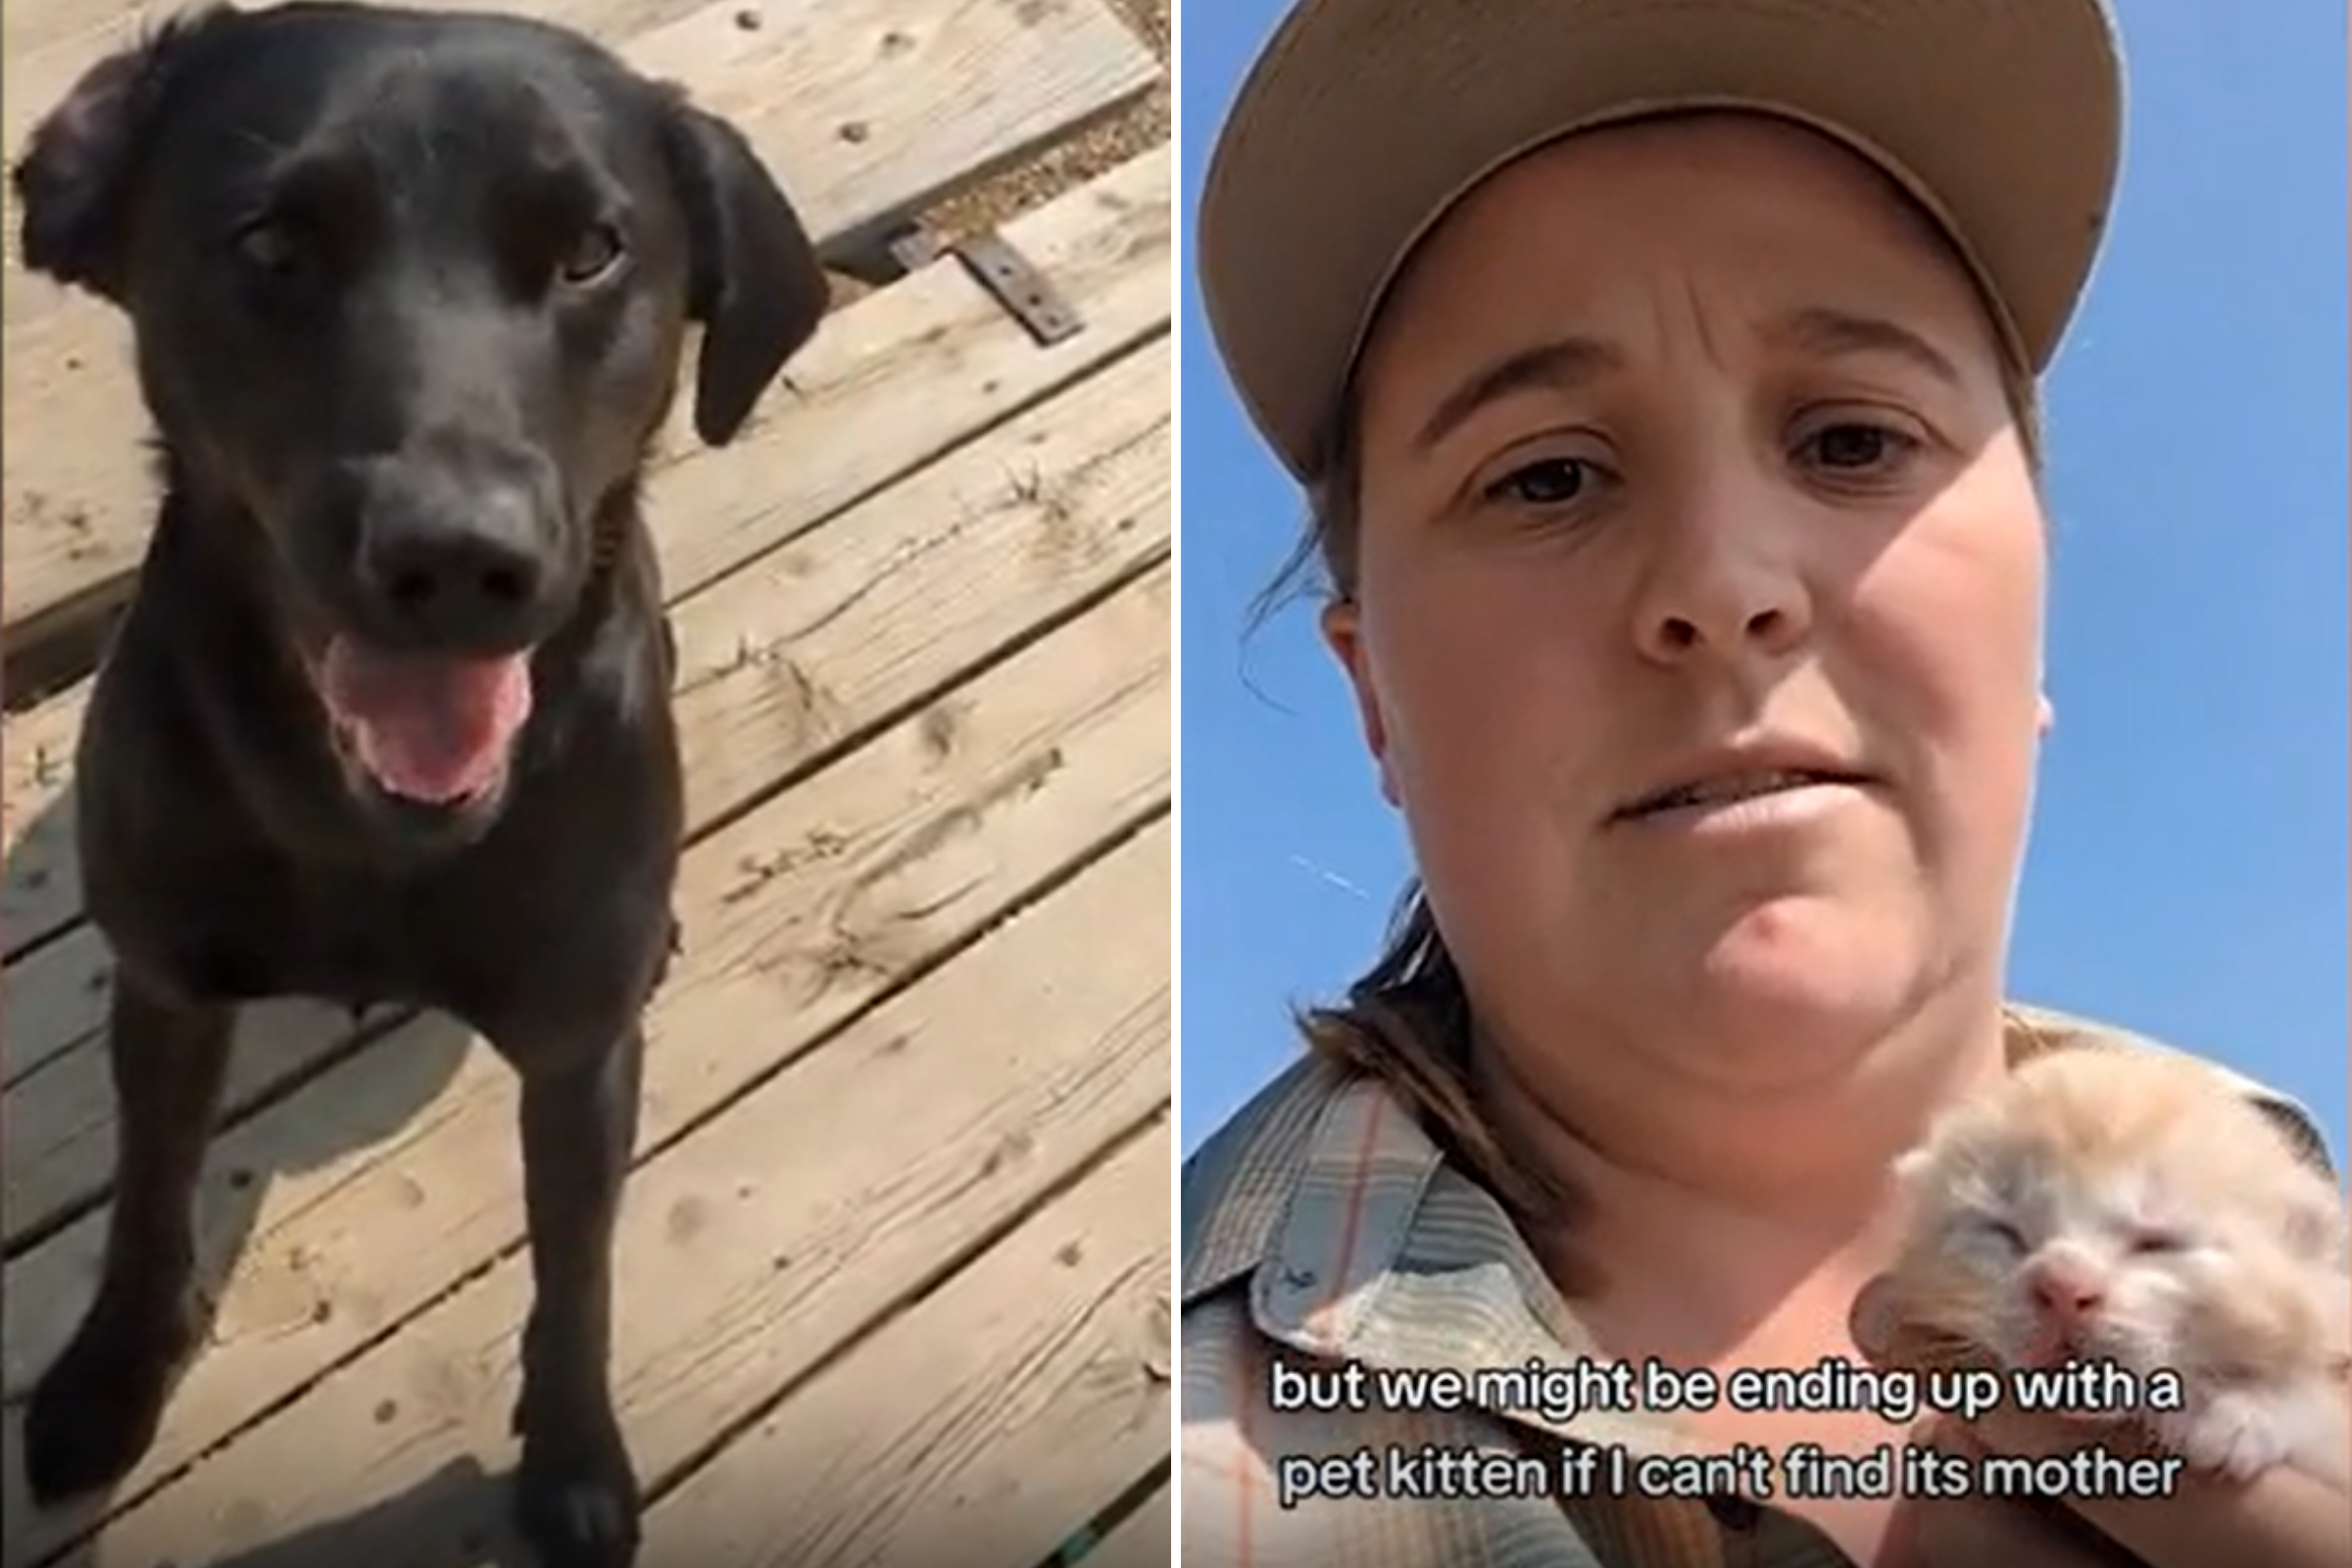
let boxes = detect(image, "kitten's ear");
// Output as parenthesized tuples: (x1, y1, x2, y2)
(2242, 1098, 2347, 1269)
(2249, 1096, 2337, 1181)
(2278, 1184, 2350, 1274)
(657, 92, 830, 446)
(12, 5, 231, 303)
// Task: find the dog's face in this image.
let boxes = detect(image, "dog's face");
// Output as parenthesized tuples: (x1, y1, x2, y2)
(13, 2, 828, 821)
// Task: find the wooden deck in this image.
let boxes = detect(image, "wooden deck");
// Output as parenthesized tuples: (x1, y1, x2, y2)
(0, 3, 1173, 1565)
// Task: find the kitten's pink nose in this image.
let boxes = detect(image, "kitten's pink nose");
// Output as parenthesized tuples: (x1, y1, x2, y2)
(2028, 1256, 2106, 1325)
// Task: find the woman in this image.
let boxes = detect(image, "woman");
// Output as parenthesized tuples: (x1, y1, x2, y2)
(1179, 2, 2347, 1566)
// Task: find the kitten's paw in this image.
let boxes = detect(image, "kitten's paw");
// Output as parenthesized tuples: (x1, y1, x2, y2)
(2163, 1392, 2291, 1483)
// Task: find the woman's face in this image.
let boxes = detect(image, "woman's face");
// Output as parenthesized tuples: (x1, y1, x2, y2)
(1327, 113, 2050, 1090)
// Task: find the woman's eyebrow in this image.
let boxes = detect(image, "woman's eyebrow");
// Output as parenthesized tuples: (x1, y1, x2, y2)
(1765, 305, 1964, 388)
(1414, 336, 1621, 453)
(1410, 305, 1962, 455)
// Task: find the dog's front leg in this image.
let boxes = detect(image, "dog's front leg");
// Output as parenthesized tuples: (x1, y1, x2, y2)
(24, 967, 235, 1505)
(509, 1024, 646, 1568)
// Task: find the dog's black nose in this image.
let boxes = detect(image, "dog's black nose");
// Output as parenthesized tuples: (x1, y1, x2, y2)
(351, 456, 561, 649)
(360, 518, 544, 639)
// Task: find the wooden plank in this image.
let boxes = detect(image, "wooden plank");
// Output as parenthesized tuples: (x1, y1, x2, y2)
(0, 701, 76, 950)
(3, 2, 143, 72)
(0, 141, 1171, 990)
(640, 1121, 1173, 1568)
(1, 0, 1159, 667)
(2, 566, 1172, 1564)
(3, 996, 396, 1252)
(4, 5, 708, 121)
(0, 928, 112, 1087)
(34, 785, 1166, 1568)
(1, 337, 1166, 1259)
(0, 333, 1165, 1250)
(1081, 1482, 1173, 1568)
(3, 335, 1164, 1254)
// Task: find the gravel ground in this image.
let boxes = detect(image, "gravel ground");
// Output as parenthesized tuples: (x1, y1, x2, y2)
(912, 0, 1171, 254)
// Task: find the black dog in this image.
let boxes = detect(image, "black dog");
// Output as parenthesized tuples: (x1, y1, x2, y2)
(10, 4, 827, 1563)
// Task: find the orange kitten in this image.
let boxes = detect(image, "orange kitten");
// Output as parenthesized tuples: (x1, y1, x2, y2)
(1883, 1047, 2349, 1484)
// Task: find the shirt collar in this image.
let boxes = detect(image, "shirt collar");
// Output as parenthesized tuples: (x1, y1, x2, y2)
(1182, 1002, 2336, 1451)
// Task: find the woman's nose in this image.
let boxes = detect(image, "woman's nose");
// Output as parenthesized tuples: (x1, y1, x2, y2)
(1628, 490, 1815, 665)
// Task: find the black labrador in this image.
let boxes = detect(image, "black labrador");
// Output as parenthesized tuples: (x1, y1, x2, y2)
(10, 4, 828, 1563)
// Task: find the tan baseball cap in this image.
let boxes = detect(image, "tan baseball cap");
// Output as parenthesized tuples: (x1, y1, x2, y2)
(1197, 0, 2126, 484)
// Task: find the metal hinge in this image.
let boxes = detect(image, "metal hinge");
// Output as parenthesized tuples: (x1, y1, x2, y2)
(949, 229, 1085, 347)
(860, 223, 1085, 347)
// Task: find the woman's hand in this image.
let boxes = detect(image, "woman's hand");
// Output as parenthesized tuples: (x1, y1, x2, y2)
(1852, 1277, 2352, 1568)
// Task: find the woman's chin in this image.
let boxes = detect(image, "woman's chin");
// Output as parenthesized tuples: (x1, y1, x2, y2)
(1625, 897, 1934, 1079)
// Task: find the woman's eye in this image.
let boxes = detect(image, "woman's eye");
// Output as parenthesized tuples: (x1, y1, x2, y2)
(1802, 422, 1917, 472)
(1483, 457, 1592, 507)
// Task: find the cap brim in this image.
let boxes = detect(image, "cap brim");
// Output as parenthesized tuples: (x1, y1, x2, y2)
(1199, 0, 2124, 484)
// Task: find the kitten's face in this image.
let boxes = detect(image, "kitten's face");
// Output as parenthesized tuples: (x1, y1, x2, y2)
(1886, 1050, 2348, 1384)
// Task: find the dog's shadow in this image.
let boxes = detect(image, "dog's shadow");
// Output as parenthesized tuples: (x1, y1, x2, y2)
(3, 784, 511, 1559)
(204, 1457, 547, 1568)
(32, 1452, 555, 1568)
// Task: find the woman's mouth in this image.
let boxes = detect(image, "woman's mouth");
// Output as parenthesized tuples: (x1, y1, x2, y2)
(1615, 768, 1870, 822)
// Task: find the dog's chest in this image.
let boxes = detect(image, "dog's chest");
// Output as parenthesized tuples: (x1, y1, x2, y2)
(200, 874, 467, 1012)
(238, 910, 423, 1010)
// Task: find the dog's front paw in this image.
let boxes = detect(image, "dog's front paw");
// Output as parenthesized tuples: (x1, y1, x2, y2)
(2161, 1390, 2291, 1483)
(514, 1412, 641, 1568)
(23, 1294, 200, 1505)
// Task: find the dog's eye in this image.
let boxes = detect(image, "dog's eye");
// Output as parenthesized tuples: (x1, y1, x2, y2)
(234, 218, 309, 277)
(558, 222, 624, 286)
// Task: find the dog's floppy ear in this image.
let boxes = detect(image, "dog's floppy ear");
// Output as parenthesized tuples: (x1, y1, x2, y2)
(660, 98, 829, 447)
(12, 5, 233, 303)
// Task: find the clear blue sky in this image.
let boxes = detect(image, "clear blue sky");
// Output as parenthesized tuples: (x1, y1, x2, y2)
(1177, 2, 2351, 1164)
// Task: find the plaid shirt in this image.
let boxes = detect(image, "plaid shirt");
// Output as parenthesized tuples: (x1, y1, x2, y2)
(1179, 1004, 2336, 1568)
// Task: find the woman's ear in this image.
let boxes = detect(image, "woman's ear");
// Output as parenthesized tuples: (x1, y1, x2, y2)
(1319, 598, 1401, 807)
(2035, 691, 2055, 736)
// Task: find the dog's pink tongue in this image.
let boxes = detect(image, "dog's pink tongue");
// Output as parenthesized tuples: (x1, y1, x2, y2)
(319, 640, 532, 804)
